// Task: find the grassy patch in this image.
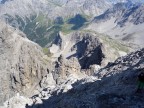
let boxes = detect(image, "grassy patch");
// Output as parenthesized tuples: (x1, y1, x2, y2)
(82, 30, 130, 53)
(99, 34, 130, 53)
(43, 48, 53, 57)
(61, 23, 73, 34)
(4, 13, 89, 46)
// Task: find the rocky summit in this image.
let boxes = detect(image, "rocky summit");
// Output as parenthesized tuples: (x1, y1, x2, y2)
(50, 31, 129, 68)
(0, 0, 144, 108)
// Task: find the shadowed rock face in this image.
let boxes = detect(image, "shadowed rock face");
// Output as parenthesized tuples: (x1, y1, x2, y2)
(1, 25, 143, 108)
(1, 1, 144, 107)
(51, 32, 106, 69)
(0, 21, 52, 105)
(73, 34, 105, 69)
(51, 31, 128, 69)
(68, 14, 87, 30)
(25, 48, 144, 108)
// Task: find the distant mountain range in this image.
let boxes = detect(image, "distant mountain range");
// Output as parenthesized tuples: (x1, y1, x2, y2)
(1, 1, 144, 107)
(0, 0, 144, 48)
(87, 2, 144, 48)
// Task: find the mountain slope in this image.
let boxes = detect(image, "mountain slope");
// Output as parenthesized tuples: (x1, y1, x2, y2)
(87, 3, 144, 48)
(1, 0, 144, 107)
(0, 0, 112, 18)
(50, 31, 130, 68)
(0, 21, 52, 105)
(0, 0, 144, 48)
(26, 48, 144, 108)
(0, 0, 126, 47)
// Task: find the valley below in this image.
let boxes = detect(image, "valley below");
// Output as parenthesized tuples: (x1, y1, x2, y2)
(0, 0, 144, 108)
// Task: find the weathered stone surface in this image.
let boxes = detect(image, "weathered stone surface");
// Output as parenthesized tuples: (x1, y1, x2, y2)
(2, 93, 33, 108)
(25, 48, 144, 108)
(2, 31, 144, 108)
(0, 21, 52, 105)
(50, 31, 127, 69)
(53, 55, 85, 84)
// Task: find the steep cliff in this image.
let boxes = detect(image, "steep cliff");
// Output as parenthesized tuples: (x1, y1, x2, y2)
(50, 31, 130, 69)
(27, 48, 144, 108)
(0, 21, 52, 105)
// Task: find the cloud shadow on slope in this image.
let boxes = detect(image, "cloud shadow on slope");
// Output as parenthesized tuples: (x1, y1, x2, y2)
(68, 14, 87, 30)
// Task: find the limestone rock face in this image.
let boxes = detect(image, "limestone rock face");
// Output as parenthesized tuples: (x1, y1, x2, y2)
(54, 55, 85, 84)
(2, 93, 33, 108)
(71, 32, 105, 69)
(3, 32, 143, 108)
(0, 21, 51, 104)
(30, 48, 144, 108)
(50, 31, 129, 69)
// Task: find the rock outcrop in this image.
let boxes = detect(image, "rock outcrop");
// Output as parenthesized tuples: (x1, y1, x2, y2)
(71, 32, 105, 68)
(54, 55, 85, 84)
(1, 24, 143, 108)
(2, 93, 33, 108)
(27, 48, 144, 108)
(1, 1, 144, 108)
(50, 31, 129, 69)
(0, 21, 52, 105)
